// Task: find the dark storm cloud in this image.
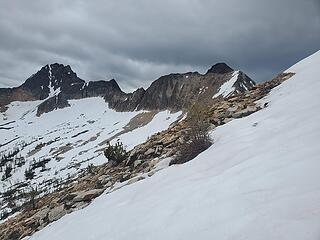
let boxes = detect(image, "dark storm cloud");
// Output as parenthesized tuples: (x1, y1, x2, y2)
(0, 0, 319, 91)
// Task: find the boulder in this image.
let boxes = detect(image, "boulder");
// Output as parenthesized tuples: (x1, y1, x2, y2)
(227, 106, 238, 112)
(31, 206, 50, 223)
(120, 173, 131, 183)
(145, 148, 155, 156)
(223, 118, 235, 124)
(58, 193, 77, 203)
(97, 175, 112, 185)
(48, 205, 66, 222)
(127, 176, 145, 185)
(73, 189, 104, 202)
(70, 201, 90, 211)
(133, 159, 143, 168)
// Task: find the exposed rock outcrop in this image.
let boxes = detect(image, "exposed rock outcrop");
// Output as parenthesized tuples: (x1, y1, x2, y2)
(136, 64, 255, 111)
(36, 94, 70, 116)
(206, 62, 234, 74)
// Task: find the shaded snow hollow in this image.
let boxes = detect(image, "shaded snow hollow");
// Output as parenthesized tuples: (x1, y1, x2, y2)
(28, 51, 320, 240)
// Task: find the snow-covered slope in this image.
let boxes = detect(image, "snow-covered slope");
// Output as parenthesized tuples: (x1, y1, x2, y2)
(0, 97, 181, 215)
(27, 50, 320, 240)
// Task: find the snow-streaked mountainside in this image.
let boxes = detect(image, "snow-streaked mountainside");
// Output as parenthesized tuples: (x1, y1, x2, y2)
(26, 51, 320, 240)
(0, 97, 181, 214)
(0, 61, 256, 223)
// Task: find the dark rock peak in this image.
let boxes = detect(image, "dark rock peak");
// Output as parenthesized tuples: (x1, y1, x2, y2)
(157, 72, 200, 81)
(108, 79, 122, 92)
(206, 63, 234, 74)
(22, 63, 83, 89)
(19, 63, 85, 100)
(86, 79, 123, 94)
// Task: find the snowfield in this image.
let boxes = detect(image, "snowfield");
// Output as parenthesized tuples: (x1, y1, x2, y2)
(0, 97, 181, 205)
(26, 51, 320, 239)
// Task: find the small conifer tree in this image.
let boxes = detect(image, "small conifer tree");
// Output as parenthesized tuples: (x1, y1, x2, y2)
(104, 140, 128, 165)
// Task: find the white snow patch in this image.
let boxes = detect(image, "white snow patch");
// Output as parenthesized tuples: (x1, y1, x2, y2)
(212, 70, 239, 98)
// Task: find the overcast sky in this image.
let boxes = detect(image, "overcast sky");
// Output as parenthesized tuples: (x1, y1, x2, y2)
(0, 0, 319, 91)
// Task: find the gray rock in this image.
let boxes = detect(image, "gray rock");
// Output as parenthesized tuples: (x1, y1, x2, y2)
(133, 159, 143, 168)
(98, 175, 112, 185)
(104, 181, 113, 188)
(127, 176, 145, 185)
(31, 206, 50, 223)
(145, 148, 155, 156)
(70, 201, 90, 211)
(223, 118, 234, 124)
(73, 189, 104, 202)
(48, 205, 66, 222)
(227, 106, 238, 112)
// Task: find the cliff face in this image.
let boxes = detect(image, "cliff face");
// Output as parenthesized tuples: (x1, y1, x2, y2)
(0, 62, 255, 115)
(136, 65, 255, 111)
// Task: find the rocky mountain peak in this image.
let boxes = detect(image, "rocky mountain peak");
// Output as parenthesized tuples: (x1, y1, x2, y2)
(21, 63, 84, 100)
(206, 63, 234, 74)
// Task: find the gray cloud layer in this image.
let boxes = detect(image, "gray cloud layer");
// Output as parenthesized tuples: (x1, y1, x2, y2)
(0, 0, 319, 91)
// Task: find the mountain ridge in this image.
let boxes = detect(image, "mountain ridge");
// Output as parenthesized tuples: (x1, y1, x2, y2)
(0, 63, 255, 115)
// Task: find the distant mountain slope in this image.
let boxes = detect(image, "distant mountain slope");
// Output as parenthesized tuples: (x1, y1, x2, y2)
(136, 65, 254, 110)
(26, 51, 320, 240)
(0, 62, 255, 115)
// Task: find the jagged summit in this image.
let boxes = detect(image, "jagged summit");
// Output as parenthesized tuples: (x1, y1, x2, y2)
(206, 62, 234, 74)
(21, 63, 84, 100)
